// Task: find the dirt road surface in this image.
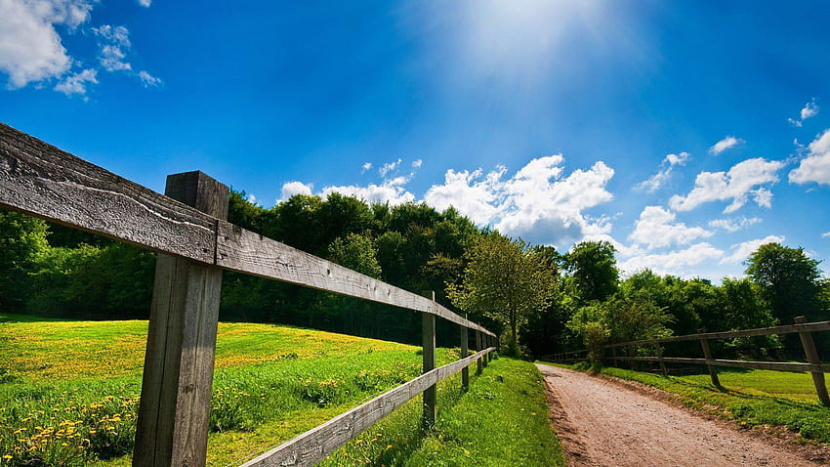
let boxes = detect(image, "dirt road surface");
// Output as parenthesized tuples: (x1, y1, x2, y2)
(536, 363, 827, 467)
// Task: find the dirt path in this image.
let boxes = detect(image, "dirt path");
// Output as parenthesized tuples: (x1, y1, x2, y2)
(536, 363, 827, 467)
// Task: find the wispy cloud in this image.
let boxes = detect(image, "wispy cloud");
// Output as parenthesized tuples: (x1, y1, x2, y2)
(379, 159, 402, 177)
(93, 25, 132, 72)
(669, 157, 785, 213)
(708, 217, 761, 232)
(789, 99, 820, 127)
(412, 159, 423, 169)
(361, 162, 373, 173)
(53, 68, 97, 97)
(709, 136, 743, 155)
(636, 152, 689, 193)
(138, 70, 162, 87)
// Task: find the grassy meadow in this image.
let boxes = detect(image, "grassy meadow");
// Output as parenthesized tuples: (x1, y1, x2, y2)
(0, 314, 562, 466)
(561, 362, 830, 444)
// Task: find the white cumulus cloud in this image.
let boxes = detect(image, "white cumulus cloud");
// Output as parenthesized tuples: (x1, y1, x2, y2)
(720, 235, 785, 265)
(669, 158, 786, 213)
(279, 181, 313, 201)
(709, 136, 742, 155)
(789, 129, 830, 186)
(628, 206, 712, 250)
(0, 0, 93, 88)
(424, 167, 503, 226)
(618, 243, 724, 278)
(322, 176, 416, 206)
(636, 152, 689, 193)
(425, 155, 615, 246)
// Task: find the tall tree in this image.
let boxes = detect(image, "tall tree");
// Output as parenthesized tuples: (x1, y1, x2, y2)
(448, 232, 556, 355)
(746, 243, 824, 323)
(566, 241, 619, 303)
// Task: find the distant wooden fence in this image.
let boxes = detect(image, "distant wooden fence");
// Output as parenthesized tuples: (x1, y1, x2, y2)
(549, 317, 830, 406)
(0, 123, 498, 467)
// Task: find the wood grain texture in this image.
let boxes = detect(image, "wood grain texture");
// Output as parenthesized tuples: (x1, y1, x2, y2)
(0, 122, 217, 263)
(216, 221, 495, 336)
(239, 348, 494, 467)
(133, 172, 228, 467)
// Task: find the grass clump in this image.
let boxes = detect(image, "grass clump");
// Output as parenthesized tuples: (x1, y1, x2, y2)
(568, 364, 830, 444)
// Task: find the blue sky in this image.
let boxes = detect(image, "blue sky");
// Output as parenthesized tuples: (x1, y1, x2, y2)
(2, 0, 830, 281)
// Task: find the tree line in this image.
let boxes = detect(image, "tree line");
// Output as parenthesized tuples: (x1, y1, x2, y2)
(2, 192, 828, 357)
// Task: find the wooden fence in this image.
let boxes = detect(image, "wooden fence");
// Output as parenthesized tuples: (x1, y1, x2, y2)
(0, 122, 498, 467)
(549, 317, 830, 406)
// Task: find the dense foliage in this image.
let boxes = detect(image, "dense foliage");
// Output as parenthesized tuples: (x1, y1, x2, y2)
(2, 189, 829, 357)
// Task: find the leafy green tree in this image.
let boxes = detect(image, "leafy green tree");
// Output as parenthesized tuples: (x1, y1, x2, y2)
(566, 241, 619, 303)
(328, 233, 382, 279)
(448, 232, 556, 356)
(717, 277, 780, 358)
(746, 243, 825, 323)
(0, 210, 49, 311)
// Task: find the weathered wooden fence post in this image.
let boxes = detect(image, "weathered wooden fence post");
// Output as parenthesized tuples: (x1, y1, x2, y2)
(794, 316, 830, 406)
(133, 171, 228, 467)
(422, 292, 437, 429)
(655, 343, 668, 376)
(461, 319, 469, 390)
(699, 338, 720, 388)
(475, 331, 483, 375)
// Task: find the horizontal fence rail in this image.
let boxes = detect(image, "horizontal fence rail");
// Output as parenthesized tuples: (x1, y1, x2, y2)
(550, 316, 830, 406)
(0, 122, 499, 466)
(0, 123, 493, 336)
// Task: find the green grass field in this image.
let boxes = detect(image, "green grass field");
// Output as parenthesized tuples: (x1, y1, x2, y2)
(557, 362, 830, 444)
(0, 316, 562, 466)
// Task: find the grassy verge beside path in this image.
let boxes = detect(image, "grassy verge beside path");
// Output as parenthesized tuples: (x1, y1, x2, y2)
(554, 362, 830, 445)
(320, 357, 565, 467)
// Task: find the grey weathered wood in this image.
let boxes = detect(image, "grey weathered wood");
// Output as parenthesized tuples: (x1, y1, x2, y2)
(461, 321, 469, 390)
(476, 332, 483, 374)
(0, 122, 218, 263)
(699, 338, 721, 387)
(795, 316, 830, 406)
(215, 221, 495, 336)
(239, 349, 491, 467)
(422, 293, 437, 429)
(605, 320, 830, 347)
(133, 172, 228, 467)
